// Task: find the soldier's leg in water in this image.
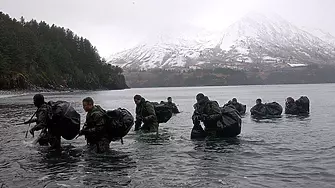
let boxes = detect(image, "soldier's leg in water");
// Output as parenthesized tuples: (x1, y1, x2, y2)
(36, 129, 49, 146)
(134, 120, 142, 131)
(204, 121, 217, 137)
(142, 123, 158, 133)
(191, 119, 206, 139)
(49, 134, 61, 149)
(140, 123, 150, 132)
(205, 128, 216, 137)
(151, 123, 159, 133)
(97, 137, 110, 153)
(30, 123, 47, 136)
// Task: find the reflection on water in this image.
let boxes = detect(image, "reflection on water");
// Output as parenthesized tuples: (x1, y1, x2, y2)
(134, 128, 173, 145)
(1, 84, 335, 187)
(80, 149, 135, 187)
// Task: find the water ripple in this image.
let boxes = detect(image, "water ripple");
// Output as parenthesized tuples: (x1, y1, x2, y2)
(1, 85, 335, 187)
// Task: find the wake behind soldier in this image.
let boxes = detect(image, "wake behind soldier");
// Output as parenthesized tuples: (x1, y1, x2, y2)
(134, 95, 159, 132)
(79, 97, 110, 153)
(28, 94, 60, 149)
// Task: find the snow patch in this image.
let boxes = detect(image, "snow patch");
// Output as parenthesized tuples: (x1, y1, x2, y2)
(288, 63, 307, 67)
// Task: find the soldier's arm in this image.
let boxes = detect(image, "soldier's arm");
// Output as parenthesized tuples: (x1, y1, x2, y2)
(251, 106, 263, 116)
(135, 114, 142, 123)
(91, 112, 106, 133)
(80, 121, 89, 133)
(144, 103, 156, 121)
(192, 110, 200, 121)
(31, 110, 48, 132)
(259, 105, 268, 116)
(24, 118, 37, 124)
(192, 104, 201, 121)
(82, 112, 106, 134)
(191, 109, 203, 130)
(208, 102, 222, 121)
(251, 105, 267, 116)
(250, 106, 256, 114)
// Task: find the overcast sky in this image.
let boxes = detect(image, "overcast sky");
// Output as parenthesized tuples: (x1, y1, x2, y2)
(1, 0, 335, 57)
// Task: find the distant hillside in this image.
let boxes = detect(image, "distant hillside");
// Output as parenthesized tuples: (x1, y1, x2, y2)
(0, 12, 127, 90)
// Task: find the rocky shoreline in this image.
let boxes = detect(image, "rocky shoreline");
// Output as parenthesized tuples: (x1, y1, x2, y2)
(0, 85, 129, 97)
(0, 86, 80, 97)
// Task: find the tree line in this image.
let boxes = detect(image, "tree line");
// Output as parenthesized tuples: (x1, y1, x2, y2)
(124, 65, 335, 88)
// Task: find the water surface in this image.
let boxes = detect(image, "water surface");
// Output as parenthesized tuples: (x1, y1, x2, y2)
(1, 84, 335, 187)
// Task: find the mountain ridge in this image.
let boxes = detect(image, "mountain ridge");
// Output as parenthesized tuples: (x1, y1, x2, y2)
(108, 12, 335, 70)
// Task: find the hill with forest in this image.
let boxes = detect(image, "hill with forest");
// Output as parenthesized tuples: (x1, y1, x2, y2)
(0, 12, 127, 90)
(124, 64, 335, 88)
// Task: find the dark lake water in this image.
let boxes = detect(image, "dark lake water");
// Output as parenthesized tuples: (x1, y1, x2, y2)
(1, 84, 335, 188)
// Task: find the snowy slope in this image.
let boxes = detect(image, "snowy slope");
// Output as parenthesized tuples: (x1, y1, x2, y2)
(108, 12, 335, 70)
(302, 27, 335, 46)
(217, 12, 335, 65)
(109, 30, 222, 69)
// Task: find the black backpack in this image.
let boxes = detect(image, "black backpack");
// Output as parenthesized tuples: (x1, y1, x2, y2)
(296, 96, 310, 113)
(47, 101, 80, 140)
(218, 106, 242, 137)
(265, 102, 283, 116)
(147, 102, 173, 123)
(105, 108, 134, 141)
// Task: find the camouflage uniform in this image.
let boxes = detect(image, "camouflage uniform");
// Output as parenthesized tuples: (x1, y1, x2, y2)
(250, 103, 267, 117)
(135, 98, 159, 132)
(192, 97, 222, 137)
(82, 105, 110, 153)
(30, 103, 61, 149)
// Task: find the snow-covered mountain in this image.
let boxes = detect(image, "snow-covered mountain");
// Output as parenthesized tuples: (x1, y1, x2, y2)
(108, 12, 335, 70)
(108, 30, 222, 69)
(302, 27, 335, 46)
